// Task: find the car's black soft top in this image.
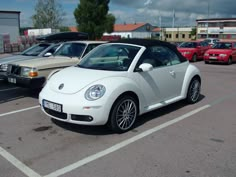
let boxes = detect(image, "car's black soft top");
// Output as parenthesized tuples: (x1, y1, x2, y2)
(110, 38, 187, 62)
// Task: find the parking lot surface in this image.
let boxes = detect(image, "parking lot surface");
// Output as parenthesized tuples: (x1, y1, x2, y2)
(0, 61, 236, 177)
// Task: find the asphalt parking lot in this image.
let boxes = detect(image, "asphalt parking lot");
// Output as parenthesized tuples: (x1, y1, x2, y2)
(0, 61, 236, 177)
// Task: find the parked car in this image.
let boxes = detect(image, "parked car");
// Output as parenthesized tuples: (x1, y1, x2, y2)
(6, 41, 106, 89)
(0, 43, 60, 80)
(177, 41, 209, 62)
(203, 38, 220, 47)
(204, 41, 236, 64)
(39, 39, 201, 133)
(0, 32, 89, 81)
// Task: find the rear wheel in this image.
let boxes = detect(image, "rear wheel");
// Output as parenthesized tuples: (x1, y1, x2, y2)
(192, 54, 197, 62)
(186, 77, 201, 104)
(108, 95, 138, 133)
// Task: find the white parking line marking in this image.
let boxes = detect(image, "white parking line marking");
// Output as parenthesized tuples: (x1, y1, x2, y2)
(0, 147, 42, 177)
(44, 104, 210, 177)
(0, 87, 20, 92)
(0, 105, 40, 117)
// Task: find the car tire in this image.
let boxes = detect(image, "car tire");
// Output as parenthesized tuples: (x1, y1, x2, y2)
(186, 77, 201, 104)
(204, 61, 209, 64)
(227, 57, 232, 65)
(192, 54, 197, 62)
(108, 95, 138, 133)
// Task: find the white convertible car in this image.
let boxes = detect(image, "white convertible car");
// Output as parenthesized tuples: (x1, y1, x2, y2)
(39, 39, 201, 133)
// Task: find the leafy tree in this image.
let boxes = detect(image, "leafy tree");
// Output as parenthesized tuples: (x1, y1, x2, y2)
(59, 26, 70, 32)
(74, 0, 115, 39)
(32, 0, 65, 29)
(190, 27, 197, 40)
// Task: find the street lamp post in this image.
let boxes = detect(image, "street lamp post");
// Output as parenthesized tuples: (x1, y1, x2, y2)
(206, 0, 210, 38)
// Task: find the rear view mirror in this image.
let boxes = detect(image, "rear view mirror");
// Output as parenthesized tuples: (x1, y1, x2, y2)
(44, 52, 52, 57)
(137, 63, 153, 72)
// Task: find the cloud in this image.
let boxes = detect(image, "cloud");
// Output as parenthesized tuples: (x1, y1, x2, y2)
(110, 0, 236, 26)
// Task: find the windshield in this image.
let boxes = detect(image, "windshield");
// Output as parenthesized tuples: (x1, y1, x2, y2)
(77, 44, 141, 71)
(212, 42, 232, 49)
(22, 43, 51, 56)
(54, 43, 86, 57)
(179, 42, 197, 48)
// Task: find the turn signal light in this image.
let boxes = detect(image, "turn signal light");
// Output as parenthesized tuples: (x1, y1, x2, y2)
(29, 71, 38, 77)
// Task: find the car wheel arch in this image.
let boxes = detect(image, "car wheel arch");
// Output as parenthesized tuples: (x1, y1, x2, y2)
(109, 91, 140, 117)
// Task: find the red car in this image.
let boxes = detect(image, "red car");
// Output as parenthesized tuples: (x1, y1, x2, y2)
(177, 41, 209, 62)
(204, 41, 236, 65)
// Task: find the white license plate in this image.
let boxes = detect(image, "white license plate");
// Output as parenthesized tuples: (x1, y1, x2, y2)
(43, 100, 62, 112)
(209, 56, 217, 59)
(8, 77, 16, 84)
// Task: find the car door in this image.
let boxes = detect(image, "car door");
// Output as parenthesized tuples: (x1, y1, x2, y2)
(132, 45, 187, 107)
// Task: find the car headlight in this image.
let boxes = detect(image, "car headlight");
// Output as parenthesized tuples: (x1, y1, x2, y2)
(204, 53, 209, 56)
(21, 67, 38, 77)
(0, 64, 8, 71)
(85, 85, 106, 101)
(219, 54, 227, 57)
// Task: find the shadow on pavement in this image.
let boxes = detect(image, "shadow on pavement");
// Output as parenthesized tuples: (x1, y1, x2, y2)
(51, 94, 205, 135)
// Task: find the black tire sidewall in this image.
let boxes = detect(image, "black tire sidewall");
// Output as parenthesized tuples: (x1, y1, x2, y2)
(186, 78, 201, 104)
(108, 95, 138, 133)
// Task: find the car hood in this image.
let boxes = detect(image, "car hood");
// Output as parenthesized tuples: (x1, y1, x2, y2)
(48, 66, 126, 94)
(11, 56, 80, 70)
(205, 49, 232, 54)
(0, 55, 38, 64)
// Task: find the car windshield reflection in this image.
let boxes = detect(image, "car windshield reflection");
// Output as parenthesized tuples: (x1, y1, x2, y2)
(212, 42, 232, 49)
(179, 42, 197, 48)
(21, 44, 51, 56)
(77, 44, 141, 71)
(54, 43, 86, 58)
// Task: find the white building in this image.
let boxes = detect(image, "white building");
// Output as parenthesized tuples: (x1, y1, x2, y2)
(196, 18, 236, 40)
(104, 23, 155, 39)
(0, 10, 21, 43)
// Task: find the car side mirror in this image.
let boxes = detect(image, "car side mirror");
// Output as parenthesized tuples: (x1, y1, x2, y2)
(137, 63, 153, 72)
(44, 52, 52, 57)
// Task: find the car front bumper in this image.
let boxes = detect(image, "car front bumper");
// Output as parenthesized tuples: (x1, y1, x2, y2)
(204, 56, 228, 63)
(0, 71, 7, 80)
(39, 85, 112, 126)
(7, 74, 46, 89)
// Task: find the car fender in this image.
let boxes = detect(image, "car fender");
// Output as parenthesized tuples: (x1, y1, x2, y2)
(181, 64, 201, 98)
(91, 76, 147, 115)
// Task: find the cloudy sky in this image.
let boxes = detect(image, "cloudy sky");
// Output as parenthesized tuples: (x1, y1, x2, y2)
(1, 0, 236, 27)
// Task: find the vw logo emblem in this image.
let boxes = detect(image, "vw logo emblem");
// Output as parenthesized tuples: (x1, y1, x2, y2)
(58, 83, 64, 90)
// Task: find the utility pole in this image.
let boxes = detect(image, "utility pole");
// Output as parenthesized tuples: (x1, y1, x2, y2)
(206, 0, 209, 38)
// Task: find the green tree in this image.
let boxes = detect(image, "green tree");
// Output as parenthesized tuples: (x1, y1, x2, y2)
(32, 0, 65, 29)
(74, 0, 115, 39)
(190, 27, 197, 40)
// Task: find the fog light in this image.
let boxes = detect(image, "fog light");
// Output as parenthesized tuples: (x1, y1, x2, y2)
(71, 115, 93, 122)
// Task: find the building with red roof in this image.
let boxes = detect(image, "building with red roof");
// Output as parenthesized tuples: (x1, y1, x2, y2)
(104, 22, 159, 39)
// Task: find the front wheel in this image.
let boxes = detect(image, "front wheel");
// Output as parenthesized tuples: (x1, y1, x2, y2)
(108, 95, 138, 133)
(227, 57, 232, 65)
(192, 54, 197, 62)
(186, 77, 201, 104)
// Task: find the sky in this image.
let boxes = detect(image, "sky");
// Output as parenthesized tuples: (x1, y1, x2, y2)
(1, 0, 236, 27)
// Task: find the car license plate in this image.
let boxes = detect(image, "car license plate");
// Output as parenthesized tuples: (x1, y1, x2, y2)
(8, 77, 16, 84)
(209, 56, 217, 59)
(43, 100, 62, 112)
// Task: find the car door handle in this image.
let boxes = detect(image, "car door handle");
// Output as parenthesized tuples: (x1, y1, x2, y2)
(169, 70, 175, 76)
